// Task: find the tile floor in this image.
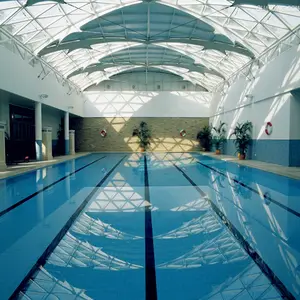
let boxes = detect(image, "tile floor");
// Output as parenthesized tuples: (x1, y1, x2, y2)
(201, 152, 300, 180)
(0, 152, 90, 180)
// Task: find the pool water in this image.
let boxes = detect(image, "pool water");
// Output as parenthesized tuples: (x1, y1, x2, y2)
(0, 153, 299, 299)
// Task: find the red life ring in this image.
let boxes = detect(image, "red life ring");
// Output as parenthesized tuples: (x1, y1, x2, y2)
(180, 129, 186, 137)
(100, 129, 107, 137)
(265, 122, 273, 135)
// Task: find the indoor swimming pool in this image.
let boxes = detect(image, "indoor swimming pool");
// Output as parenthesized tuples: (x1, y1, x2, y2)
(0, 153, 299, 299)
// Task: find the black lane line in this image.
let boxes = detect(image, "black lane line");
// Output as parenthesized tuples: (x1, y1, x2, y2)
(10, 155, 127, 299)
(195, 160, 300, 218)
(173, 163, 295, 300)
(0, 156, 106, 218)
(144, 155, 158, 300)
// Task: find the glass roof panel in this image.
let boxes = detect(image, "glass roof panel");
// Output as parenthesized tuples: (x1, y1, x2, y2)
(0, 0, 298, 92)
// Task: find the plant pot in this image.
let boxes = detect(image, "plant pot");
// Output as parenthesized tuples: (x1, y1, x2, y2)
(239, 154, 245, 160)
(140, 147, 145, 152)
(215, 149, 221, 155)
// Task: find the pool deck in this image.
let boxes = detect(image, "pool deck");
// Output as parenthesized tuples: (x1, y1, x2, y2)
(0, 152, 90, 180)
(201, 152, 300, 180)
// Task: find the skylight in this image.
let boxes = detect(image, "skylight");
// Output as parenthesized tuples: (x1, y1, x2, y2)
(0, 0, 299, 91)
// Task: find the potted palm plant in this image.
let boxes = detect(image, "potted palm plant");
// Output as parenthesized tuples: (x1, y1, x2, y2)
(212, 121, 226, 155)
(132, 121, 151, 152)
(197, 125, 212, 151)
(230, 121, 252, 160)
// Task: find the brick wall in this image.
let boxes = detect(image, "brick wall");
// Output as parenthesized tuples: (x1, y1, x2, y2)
(71, 117, 209, 152)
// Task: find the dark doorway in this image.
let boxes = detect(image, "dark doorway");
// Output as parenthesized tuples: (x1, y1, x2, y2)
(54, 117, 65, 156)
(7, 105, 35, 162)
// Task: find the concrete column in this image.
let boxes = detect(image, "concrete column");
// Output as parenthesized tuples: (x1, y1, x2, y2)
(69, 130, 75, 155)
(0, 121, 7, 171)
(64, 111, 70, 155)
(35, 102, 42, 161)
(42, 127, 53, 160)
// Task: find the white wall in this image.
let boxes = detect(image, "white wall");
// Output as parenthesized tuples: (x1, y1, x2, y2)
(84, 91, 211, 118)
(94, 72, 206, 92)
(209, 44, 300, 165)
(209, 92, 222, 117)
(0, 46, 85, 117)
(290, 93, 300, 140)
(248, 44, 300, 101)
(0, 90, 10, 133)
(211, 91, 291, 140)
(209, 43, 300, 141)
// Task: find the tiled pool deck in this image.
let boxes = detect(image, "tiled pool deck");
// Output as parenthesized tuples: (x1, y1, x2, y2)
(202, 152, 300, 180)
(0, 152, 89, 180)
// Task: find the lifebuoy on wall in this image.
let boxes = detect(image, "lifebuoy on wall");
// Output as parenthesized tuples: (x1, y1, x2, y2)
(265, 122, 273, 135)
(180, 129, 187, 137)
(100, 129, 107, 137)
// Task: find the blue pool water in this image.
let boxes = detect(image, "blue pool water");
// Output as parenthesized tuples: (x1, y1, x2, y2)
(0, 153, 299, 299)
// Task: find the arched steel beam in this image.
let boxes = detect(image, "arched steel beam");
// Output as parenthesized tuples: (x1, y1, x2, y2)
(157, 1, 258, 55)
(155, 39, 254, 58)
(85, 67, 208, 91)
(80, 65, 209, 91)
(35, 0, 258, 60)
(110, 67, 187, 78)
(230, 0, 300, 6)
(67, 62, 225, 79)
(38, 36, 254, 58)
(31, 1, 140, 53)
